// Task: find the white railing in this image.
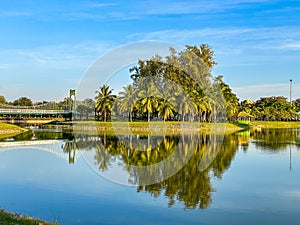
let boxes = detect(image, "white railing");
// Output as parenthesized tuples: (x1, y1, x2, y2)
(0, 108, 71, 114)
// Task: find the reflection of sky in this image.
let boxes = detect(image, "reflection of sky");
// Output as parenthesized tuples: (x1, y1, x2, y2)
(0, 147, 198, 225)
(211, 144, 300, 220)
(0, 142, 300, 224)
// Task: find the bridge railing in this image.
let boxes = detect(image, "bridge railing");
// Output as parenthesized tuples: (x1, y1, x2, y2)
(0, 108, 71, 115)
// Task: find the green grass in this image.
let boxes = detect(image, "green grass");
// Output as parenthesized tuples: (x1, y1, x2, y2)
(0, 209, 58, 225)
(0, 122, 27, 139)
(251, 121, 300, 129)
(70, 121, 246, 135)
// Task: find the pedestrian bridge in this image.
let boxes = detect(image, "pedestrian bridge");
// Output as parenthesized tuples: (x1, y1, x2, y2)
(0, 108, 71, 115)
(0, 108, 72, 119)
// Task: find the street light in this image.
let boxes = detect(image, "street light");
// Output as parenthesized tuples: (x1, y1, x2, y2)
(290, 79, 293, 103)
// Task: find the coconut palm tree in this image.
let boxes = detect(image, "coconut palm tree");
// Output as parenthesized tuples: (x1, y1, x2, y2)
(176, 91, 197, 122)
(138, 81, 161, 122)
(95, 85, 116, 122)
(158, 97, 176, 121)
(118, 84, 137, 122)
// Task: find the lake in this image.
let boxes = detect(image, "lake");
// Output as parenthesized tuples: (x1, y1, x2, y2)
(0, 128, 300, 225)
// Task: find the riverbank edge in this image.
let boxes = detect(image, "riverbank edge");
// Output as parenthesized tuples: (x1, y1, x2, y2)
(66, 121, 300, 135)
(0, 122, 27, 139)
(0, 209, 58, 225)
(57, 121, 246, 135)
(250, 121, 300, 129)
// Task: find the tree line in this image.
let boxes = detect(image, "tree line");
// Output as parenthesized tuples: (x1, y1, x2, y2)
(95, 44, 239, 122)
(95, 44, 300, 122)
(1, 44, 299, 121)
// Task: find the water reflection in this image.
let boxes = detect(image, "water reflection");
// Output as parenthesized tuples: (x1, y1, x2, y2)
(251, 129, 300, 151)
(0, 128, 300, 211)
(77, 129, 300, 209)
(82, 132, 237, 209)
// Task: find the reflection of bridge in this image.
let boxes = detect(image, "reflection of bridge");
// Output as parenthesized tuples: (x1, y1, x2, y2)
(0, 140, 80, 163)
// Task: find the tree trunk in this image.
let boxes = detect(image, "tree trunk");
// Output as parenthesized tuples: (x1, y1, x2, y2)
(148, 110, 150, 122)
(129, 111, 132, 122)
(129, 135, 132, 149)
(104, 109, 107, 122)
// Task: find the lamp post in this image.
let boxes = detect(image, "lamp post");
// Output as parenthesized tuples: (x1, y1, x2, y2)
(290, 79, 293, 103)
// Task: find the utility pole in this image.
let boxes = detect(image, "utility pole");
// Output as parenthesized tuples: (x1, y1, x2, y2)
(290, 79, 293, 103)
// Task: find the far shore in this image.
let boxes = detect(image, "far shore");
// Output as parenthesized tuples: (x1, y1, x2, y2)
(250, 121, 300, 129)
(1, 120, 300, 139)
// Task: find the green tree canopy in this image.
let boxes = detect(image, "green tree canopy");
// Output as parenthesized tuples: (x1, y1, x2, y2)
(13, 97, 32, 106)
(95, 85, 116, 122)
(0, 95, 6, 104)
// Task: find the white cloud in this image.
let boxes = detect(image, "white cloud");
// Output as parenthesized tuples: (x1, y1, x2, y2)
(232, 83, 300, 101)
(140, 0, 273, 15)
(87, 3, 119, 8)
(129, 27, 300, 45)
(279, 41, 300, 51)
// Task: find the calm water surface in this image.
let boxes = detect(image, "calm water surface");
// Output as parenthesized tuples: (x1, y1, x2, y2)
(0, 128, 300, 225)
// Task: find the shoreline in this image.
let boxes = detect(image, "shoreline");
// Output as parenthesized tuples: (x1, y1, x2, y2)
(0, 209, 57, 225)
(55, 121, 247, 135)
(0, 122, 27, 139)
(250, 121, 300, 129)
(1, 121, 300, 138)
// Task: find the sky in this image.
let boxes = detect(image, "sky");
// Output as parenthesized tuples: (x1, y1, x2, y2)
(0, 0, 300, 102)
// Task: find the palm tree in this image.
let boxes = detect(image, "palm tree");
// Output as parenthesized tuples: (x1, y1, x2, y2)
(95, 85, 116, 122)
(138, 81, 161, 122)
(118, 84, 137, 122)
(158, 97, 176, 121)
(176, 91, 197, 122)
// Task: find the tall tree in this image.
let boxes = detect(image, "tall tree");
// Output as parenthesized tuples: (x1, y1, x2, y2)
(95, 85, 116, 122)
(185, 44, 217, 70)
(13, 97, 32, 106)
(215, 76, 239, 121)
(138, 81, 160, 122)
(157, 97, 176, 122)
(177, 91, 197, 122)
(294, 98, 300, 112)
(118, 84, 137, 122)
(0, 95, 6, 104)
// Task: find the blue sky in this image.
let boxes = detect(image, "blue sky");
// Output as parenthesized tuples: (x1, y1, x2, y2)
(0, 0, 300, 102)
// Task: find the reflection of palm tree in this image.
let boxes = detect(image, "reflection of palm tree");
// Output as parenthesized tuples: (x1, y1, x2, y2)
(92, 132, 239, 210)
(62, 141, 78, 164)
(94, 142, 112, 171)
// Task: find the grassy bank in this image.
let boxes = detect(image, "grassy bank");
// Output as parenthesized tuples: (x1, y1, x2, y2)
(0, 209, 57, 225)
(0, 118, 65, 124)
(251, 121, 300, 129)
(0, 122, 27, 139)
(69, 121, 246, 135)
